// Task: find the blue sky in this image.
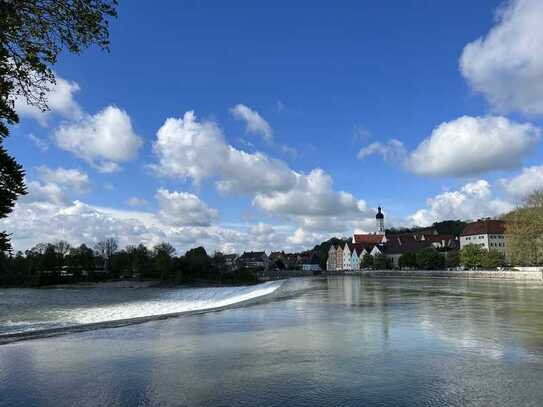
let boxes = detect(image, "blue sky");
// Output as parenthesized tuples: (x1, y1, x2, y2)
(4, 0, 543, 253)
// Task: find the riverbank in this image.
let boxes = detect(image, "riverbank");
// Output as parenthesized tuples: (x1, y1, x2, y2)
(359, 269, 543, 280)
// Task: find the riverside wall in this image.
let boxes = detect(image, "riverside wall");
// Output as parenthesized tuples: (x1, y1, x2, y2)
(359, 270, 543, 281)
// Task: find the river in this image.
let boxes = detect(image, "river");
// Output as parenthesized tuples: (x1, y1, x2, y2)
(1, 276, 543, 406)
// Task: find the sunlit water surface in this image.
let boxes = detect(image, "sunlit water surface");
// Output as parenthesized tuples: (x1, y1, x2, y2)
(1, 276, 543, 406)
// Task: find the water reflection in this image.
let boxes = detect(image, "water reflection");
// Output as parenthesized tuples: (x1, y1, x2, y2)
(1, 276, 543, 406)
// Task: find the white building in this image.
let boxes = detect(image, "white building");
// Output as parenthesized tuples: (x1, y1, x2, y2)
(343, 243, 352, 271)
(460, 219, 506, 254)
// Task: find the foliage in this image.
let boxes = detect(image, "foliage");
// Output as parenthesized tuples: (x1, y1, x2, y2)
(0, 240, 259, 287)
(373, 254, 391, 270)
(504, 190, 543, 266)
(459, 244, 484, 269)
(386, 220, 467, 237)
(481, 250, 505, 269)
(0, 0, 118, 252)
(415, 248, 445, 270)
(361, 253, 373, 269)
(445, 251, 460, 269)
(398, 252, 417, 269)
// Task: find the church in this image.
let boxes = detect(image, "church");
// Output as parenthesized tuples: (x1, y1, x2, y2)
(326, 207, 458, 271)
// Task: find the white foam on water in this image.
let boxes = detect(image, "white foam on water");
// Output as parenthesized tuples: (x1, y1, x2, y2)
(62, 280, 284, 326)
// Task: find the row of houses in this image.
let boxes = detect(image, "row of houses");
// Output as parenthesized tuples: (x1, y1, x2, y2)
(326, 207, 506, 272)
(224, 250, 321, 272)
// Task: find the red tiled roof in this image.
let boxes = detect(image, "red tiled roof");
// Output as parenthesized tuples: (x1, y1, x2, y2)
(461, 219, 505, 236)
(353, 234, 384, 244)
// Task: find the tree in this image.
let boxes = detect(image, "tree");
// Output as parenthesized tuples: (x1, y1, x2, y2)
(416, 248, 445, 270)
(398, 252, 417, 269)
(0, 1, 118, 252)
(361, 253, 373, 269)
(374, 254, 390, 270)
(153, 242, 175, 280)
(504, 190, 543, 266)
(445, 251, 460, 269)
(54, 240, 71, 266)
(95, 238, 118, 272)
(459, 244, 485, 269)
(481, 250, 505, 269)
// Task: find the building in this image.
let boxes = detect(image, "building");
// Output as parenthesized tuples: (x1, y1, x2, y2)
(353, 207, 388, 246)
(376, 206, 385, 235)
(343, 242, 352, 271)
(302, 254, 322, 272)
(336, 244, 344, 271)
(460, 219, 506, 254)
(327, 245, 337, 271)
(223, 254, 239, 270)
(351, 246, 363, 271)
(237, 251, 269, 269)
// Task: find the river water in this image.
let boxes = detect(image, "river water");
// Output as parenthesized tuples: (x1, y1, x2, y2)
(1, 276, 543, 406)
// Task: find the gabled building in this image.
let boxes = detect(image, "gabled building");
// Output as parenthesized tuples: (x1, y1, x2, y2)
(238, 251, 269, 269)
(327, 245, 337, 271)
(460, 219, 506, 253)
(343, 242, 353, 271)
(336, 245, 344, 271)
(351, 246, 364, 271)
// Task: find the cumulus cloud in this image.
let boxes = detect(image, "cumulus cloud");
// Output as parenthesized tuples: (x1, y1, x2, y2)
(230, 104, 273, 142)
(151, 111, 374, 240)
(1, 191, 300, 254)
(253, 168, 369, 217)
(156, 188, 219, 227)
(15, 73, 83, 125)
(22, 181, 69, 206)
(359, 116, 540, 177)
(54, 106, 143, 172)
(152, 111, 296, 194)
(36, 166, 90, 193)
(409, 180, 513, 226)
(357, 139, 407, 163)
(499, 165, 543, 197)
(460, 0, 543, 116)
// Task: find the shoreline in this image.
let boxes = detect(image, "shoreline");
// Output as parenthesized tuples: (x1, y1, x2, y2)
(327, 269, 543, 281)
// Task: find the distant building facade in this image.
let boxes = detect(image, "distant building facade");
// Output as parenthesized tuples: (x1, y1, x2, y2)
(238, 251, 269, 269)
(460, 219, 506, 254)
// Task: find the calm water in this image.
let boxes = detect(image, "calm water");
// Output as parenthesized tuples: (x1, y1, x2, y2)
(1, 276, 543, 406)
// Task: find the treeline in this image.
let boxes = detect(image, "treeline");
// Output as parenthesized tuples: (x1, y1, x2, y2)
(386, 220, 468, 237)
(504, 190, 543, 266)
(0, 240, 258, 287)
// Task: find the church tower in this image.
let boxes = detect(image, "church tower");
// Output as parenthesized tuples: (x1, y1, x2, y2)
(376, 206, 385, 235)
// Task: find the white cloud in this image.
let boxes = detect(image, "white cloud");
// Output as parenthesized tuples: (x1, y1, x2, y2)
(357, 139, 407, 163)
(15, 74, 82, 125)
(253, 168, 369, 217)
(499, 165, 543, 197)
(36, 166, 90, 193)
(27, 134, 49, 152)
(155, 188, 219, 227)
(287, 228, 327, 246)
(22, 181, 69, 206)
(152, 111, 296, 194)
(54, 106, 143, 172)
(409, 180, 513, 226)
(359, 116, 540, 177)
(127, 197, 148, 207)
(460, 0, 543, 116)
(230, 104, 273, 142)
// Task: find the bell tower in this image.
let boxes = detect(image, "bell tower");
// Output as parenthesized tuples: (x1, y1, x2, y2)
(376, 206, 385, 235)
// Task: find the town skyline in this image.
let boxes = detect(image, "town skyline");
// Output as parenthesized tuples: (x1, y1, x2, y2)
(3, 0, 543, 254)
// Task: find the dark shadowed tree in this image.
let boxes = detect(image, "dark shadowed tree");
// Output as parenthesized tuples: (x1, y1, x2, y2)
(0, 0, 118, 252)
(95, 238, 118, 272)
